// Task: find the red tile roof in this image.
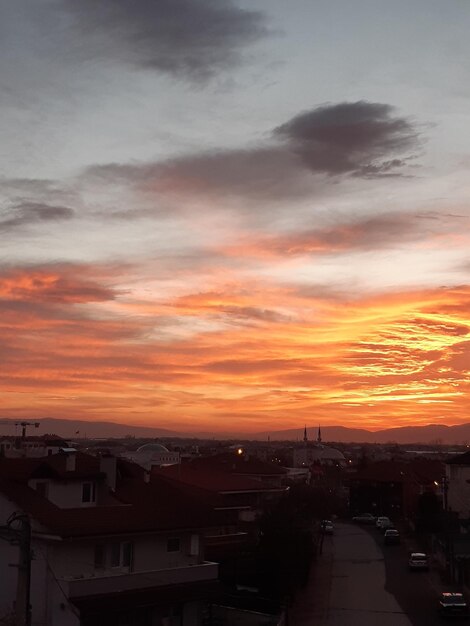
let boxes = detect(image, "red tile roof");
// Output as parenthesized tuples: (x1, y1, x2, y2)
(188, 454, 287, 476)
(0, 452, 103, 481)
(0, 454, 218, 538)
(353, 459, 444, 484)
(154, 464, 286, 494)
(446, 451, 470, 466)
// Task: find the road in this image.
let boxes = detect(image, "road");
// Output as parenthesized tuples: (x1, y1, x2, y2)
(291, 521, 449, 626)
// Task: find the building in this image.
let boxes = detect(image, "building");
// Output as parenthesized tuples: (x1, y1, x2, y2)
(122, 442, 180, 470)
(446, 451, 470, 518)
(154, 454, 289, 561)
(0, 434, 70, 458)
(187, 453, 288, 489)
(293, 426, 347, 469)
(0, 451, 218, 626)
(349, 459, 444, 521)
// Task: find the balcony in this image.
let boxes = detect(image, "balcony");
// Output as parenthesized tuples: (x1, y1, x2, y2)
(63, 561, 218, 599)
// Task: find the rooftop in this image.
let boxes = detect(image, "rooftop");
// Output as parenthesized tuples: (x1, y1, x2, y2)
(0, 454, 217, 538)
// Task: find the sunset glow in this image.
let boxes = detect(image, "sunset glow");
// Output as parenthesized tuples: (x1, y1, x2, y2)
(2, 1, 470, 434)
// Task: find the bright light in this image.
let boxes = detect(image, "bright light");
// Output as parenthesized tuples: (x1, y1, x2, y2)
(237, 448, 243, 455)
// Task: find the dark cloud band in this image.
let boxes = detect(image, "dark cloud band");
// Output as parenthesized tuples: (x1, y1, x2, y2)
(85, 101, 421, 205)
(62, 0, 269, 79)
(275, 101, 418, 177)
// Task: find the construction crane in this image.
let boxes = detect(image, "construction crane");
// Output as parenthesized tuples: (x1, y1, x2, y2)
(0, 420, 40, 440)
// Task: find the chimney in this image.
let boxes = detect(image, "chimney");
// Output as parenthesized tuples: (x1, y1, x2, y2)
(99, 454, 117, 491)
(65, 452, 76, 472)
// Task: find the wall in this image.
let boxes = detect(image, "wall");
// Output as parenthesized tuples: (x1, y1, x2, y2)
(447, 465, 470, 517)
(132, 532, 201, 571)
(28, 479, 96, 508)
(47, 531, 201, 580)
(183, 601, 201, 626)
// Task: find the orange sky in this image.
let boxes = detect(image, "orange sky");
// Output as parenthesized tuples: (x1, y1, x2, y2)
(1, 265, 470, 433)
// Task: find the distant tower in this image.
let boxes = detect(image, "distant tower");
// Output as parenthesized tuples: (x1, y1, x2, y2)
(303, 425, 308, 443)
(317, 424, 322, 443)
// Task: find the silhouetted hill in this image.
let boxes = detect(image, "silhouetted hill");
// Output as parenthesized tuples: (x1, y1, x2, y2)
(0, 418, 181, 439)
(1, 418, 470, 444)
(254, 423, 470, 444)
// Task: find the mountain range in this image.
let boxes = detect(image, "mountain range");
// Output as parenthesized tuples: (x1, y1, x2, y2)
(1, 417, 470, 444)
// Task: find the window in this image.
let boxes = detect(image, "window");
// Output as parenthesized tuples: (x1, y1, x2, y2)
(36, 482, 49, 499)
(167, 538, 180, 552)
(94, 544, 105, 569)
(110, 542, 121, 567)
(122, 542, 133, 567)
(82, 482, 96, 503)
(190, 534, 199, 556)
(110, 542, 133, 569)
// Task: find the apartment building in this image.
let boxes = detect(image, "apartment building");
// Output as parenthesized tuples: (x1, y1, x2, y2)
(0, 452, 219, 626)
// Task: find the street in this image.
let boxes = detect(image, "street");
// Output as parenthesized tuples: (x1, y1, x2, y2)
(291, 521, 450, 625)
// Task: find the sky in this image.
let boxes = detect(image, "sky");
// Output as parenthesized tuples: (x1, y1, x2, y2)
(1, 0, 470, 434)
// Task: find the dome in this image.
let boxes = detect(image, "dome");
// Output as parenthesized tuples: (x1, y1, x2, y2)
(136, 443, 169, 453)
(319, 447, 345, 461)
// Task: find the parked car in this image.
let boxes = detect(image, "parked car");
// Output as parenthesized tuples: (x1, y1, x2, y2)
(408, 552, 429, 571)
(438, 592, 469, 618)
(352, 513, 376, 524)
(322, 520, 334, 534)
(384, 529, 400, 545)
(376, 516, 392, 530)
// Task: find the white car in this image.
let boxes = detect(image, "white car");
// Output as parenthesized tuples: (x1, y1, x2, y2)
(352, 513, 376, 524)
(384, 529, 400, 544)
(408, 552, 429, 570)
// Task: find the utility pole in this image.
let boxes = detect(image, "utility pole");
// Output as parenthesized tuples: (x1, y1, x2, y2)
(15, 515, 32, 626)
(2, 513, 32, 626)
(442, 475, 454, 582)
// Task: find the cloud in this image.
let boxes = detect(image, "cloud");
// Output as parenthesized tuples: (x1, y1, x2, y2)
(0, 264, 117, 304)
(274, 101, 418, 177)
(2, 264, 470, 430)
(86, 101, 420, 206)
(0, 202, 74, 232)
(224, 212, 430, 258)
(62, 0, 269, 79)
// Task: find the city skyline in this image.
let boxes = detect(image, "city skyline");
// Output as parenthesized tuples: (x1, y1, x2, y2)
(2, 1, 470, 432)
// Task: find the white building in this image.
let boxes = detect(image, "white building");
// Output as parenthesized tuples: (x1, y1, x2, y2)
(122, 443, 180, 470)
(293, 426, 347, 468)
(446, 451, 470, 518)
(0, 451, 218, 626)
(0, 434, 69, 458)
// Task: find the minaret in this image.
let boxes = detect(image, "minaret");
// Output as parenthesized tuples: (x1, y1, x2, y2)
(303, 425, 308, 443)
(317, 424, 322, 444)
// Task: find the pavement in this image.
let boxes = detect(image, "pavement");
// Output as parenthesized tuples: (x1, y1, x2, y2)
(290, 520, 469, 626)
(288, 533, 335, 625)
(290, 522, 414, 626)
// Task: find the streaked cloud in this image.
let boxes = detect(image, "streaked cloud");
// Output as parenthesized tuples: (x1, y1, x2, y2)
(2, 2, 470, 434)
(2, 260, 470, 431)
(0, 202, 74, 232)
(0, 264, 117, 304)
